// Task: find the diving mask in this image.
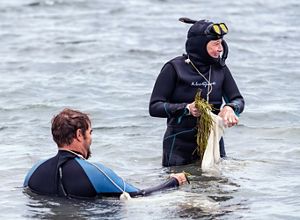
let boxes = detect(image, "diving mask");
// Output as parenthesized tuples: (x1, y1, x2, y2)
(204, 23, 228, 37)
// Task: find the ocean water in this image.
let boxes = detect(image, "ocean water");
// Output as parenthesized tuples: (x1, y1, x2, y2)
(0, 0, 299, 219)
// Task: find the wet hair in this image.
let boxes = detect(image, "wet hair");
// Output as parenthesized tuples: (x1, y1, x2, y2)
(51, 108, 91, 148)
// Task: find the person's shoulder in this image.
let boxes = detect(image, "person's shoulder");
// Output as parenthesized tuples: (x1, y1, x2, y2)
(27, 154, 59, 173)
(162, 55, 186, 70)
(168, 55, 186, 64)
(23, 157, 53, 187)
(31, 155, 56, 167)
(74, 158, 112, 173)
(213, 63, 230, 71)
(29, 158, 49, 170)
(26, 152, 66, 173)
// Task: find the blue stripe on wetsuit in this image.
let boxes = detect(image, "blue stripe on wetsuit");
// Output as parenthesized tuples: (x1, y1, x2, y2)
(75, 158, 139, 193)
(23, 159, 47, 187)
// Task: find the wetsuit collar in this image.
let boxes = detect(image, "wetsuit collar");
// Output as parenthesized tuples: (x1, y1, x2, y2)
(58, 149, 86, 160)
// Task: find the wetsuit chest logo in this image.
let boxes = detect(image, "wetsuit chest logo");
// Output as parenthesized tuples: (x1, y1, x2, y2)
(191, 81, 216, 87)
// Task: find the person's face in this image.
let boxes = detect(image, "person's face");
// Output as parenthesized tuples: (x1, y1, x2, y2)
(206, 39, 223, 58)
(83, 125, 93, 159)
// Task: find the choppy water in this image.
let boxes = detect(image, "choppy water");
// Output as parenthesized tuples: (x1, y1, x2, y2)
(0, 0, 300, 219)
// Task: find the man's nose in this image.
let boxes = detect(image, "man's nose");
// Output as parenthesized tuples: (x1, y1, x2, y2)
(217, 45, 223, 52)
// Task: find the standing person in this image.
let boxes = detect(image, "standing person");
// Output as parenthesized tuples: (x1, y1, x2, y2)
(24, 108, 187, 199)
(149, 18, 245, 167)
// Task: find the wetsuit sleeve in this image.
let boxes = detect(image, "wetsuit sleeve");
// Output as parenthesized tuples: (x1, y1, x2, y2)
(77, 159, 179, 198)
(76, 159, 139, 195)
(130, 177, 179, 197)
(222, 66, 245, 115)
(149, 63, 188, 118)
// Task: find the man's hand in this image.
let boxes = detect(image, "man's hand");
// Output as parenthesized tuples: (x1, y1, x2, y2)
(170, 173, 188, 186)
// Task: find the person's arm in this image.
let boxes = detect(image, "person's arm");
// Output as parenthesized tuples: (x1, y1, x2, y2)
(76, 160, 140, 197)
(149, 63, 189, 118)
(130, 173, 187, 197)
(221, 66, 245, 114)
(219, 66, 245, 127)
(81, 161, 187, 198)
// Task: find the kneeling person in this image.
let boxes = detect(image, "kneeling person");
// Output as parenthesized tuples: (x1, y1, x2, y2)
(24, 108, 187, 199)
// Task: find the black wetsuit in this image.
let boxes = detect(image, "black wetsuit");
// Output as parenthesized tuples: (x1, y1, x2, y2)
(149, 55, 244, 167)
(24, 150, 179, 199)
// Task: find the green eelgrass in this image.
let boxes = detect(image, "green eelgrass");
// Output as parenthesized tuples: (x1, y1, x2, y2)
(194, 89, 214, 161)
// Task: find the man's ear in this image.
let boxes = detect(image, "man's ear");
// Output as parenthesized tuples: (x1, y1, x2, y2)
(76, 129, 83, 141)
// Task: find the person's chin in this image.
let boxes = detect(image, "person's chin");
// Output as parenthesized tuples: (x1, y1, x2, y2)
(210, 54, 219, 59)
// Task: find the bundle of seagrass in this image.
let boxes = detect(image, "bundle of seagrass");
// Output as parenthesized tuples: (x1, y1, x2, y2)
(194, 89, 214, 162)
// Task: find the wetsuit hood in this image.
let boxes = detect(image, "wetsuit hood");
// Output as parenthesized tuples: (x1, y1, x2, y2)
(183, 19, 228, 68)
